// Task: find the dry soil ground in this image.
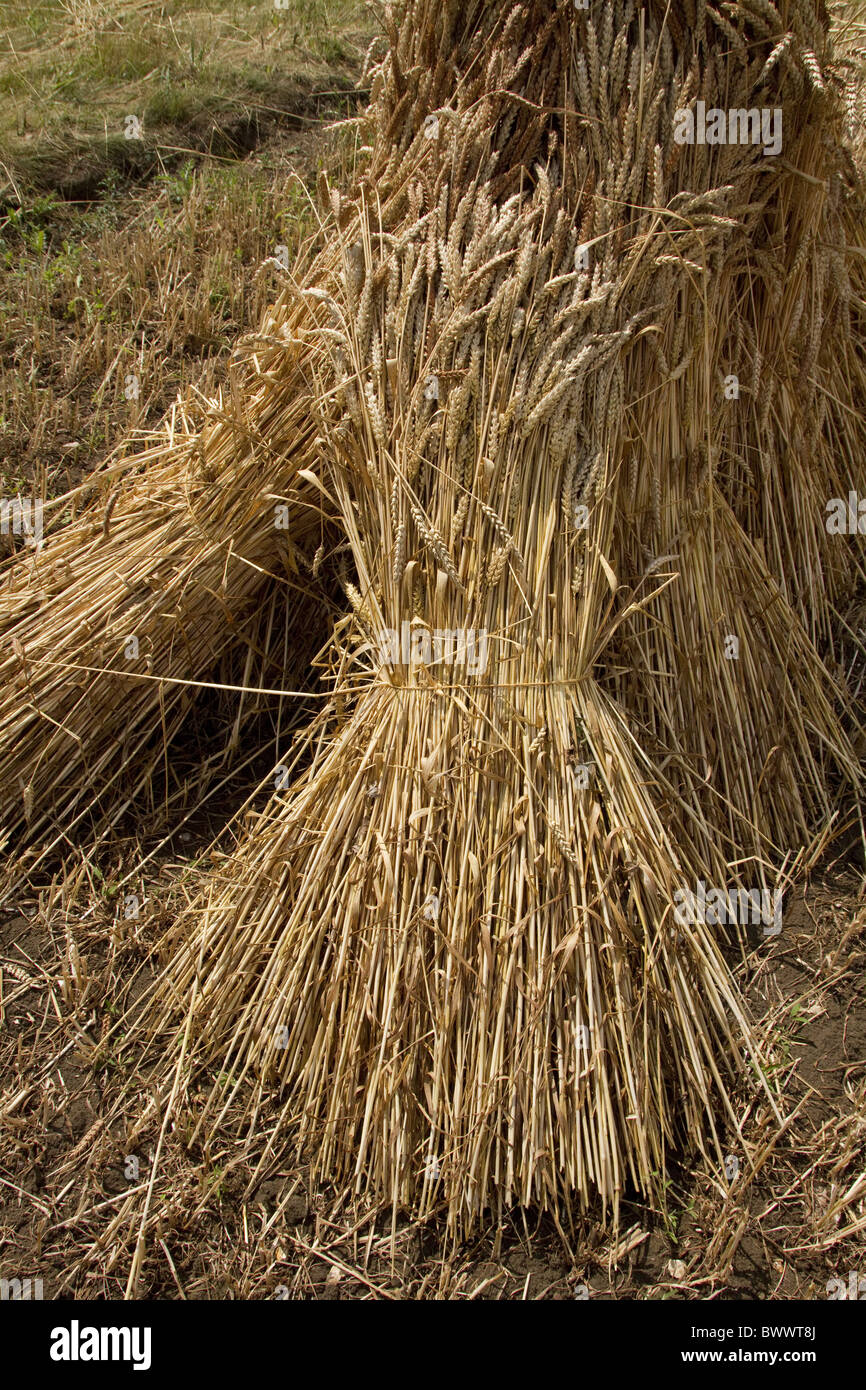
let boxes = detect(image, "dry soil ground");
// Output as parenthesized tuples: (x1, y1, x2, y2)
(1, 0, 864, 1300)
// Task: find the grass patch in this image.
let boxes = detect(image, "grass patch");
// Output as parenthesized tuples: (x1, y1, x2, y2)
(0, 147, 324, 493)
(0, 0, 374, 197)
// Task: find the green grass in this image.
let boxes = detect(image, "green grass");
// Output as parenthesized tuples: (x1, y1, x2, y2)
(0, 151, 324, 492)
(0, 0, 369, 498)
(0, 0, 373, 195)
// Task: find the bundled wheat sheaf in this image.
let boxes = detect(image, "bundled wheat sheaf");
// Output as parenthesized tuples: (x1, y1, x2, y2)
(2, 0, 865, 1232)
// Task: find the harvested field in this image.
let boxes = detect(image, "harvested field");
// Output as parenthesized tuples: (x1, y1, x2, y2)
(0, 0, 864, 1317)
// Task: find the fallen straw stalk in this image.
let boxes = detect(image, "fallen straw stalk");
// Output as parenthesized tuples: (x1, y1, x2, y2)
(0, 304, 337, 866)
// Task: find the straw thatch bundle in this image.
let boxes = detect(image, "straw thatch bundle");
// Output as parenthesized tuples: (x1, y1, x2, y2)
(0, 328, 332, 862)
(4, 0, 866, 1229)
